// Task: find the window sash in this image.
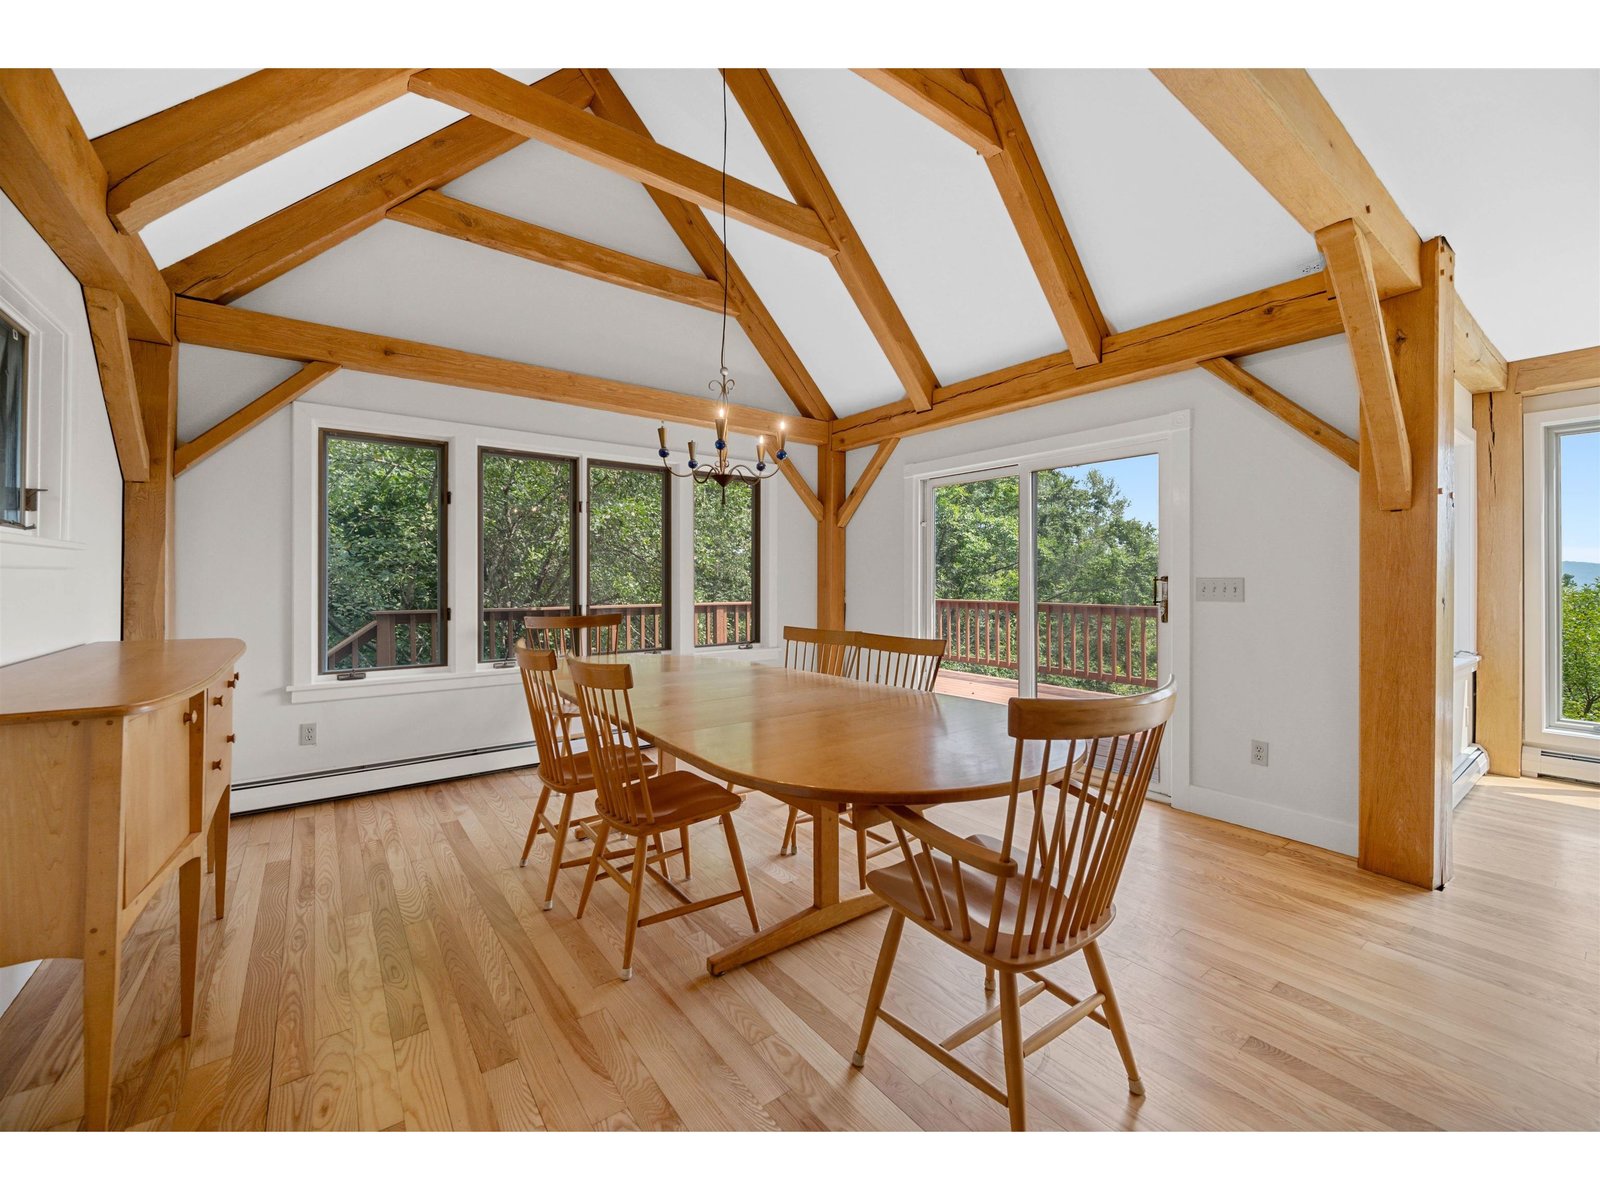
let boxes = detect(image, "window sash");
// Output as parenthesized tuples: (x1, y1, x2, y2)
(1, 310, 27, 529)
(478, 446, 580, 662)
(319, 429, 449, 674)
(585, 459, 672, 653)
(1545, 418, 1600, 734)
(694, 478, 761, 647)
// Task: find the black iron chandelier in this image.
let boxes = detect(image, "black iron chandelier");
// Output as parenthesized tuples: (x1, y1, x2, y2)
(653, 72, 786, 498)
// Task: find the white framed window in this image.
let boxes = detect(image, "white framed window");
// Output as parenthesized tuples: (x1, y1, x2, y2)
(289, 402, 776, 702)
(1523, 391, 1600, 756)
(0, 271, 72, 555)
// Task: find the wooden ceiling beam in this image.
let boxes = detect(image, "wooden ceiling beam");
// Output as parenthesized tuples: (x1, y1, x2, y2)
(1317, 218, 1413, 510)
(94, 69, 415, 233)
(1511, 345, 1600, 397)
(853, 70, 1001, 156)
(162, 68, 594, 304)
(725, 68, 938, 412)
(83, 288, 151, 481)
(0, 70, 172, 344)
(389, 190, 735, 314)
(1154, 69, 1422, 297)
(1454, 297, 1507, 394)
(174, 361, 341, 476)
(583, 69, 835, 424)
(965, 68, 1108, 365)
(776, 456, 824, 522)
(837, 437, 900, 527)
(832, 274, 1343, 449)
(1200, 357, 1358, 470)
(410, 69, 835, 255)
(174, 298, 827, 446)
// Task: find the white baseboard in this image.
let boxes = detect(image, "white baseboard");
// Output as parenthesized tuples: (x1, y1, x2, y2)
(1521, 745, 1600, 784)
(1452, 745, 1489, 806)
(1174, 784, 1357, 856)
(232, 742, 537, 814)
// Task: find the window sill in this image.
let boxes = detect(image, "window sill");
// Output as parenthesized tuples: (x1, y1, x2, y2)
(0, 529, 85, 569)
(287, 668, 521, 704)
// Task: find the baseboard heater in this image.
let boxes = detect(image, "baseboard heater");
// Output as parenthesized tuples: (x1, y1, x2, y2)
(1521, 745, 1600, 785)
(232, 740, 539, 814)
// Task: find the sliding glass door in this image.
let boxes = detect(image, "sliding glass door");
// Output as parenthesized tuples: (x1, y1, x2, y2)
(929, 469, 1023, 703)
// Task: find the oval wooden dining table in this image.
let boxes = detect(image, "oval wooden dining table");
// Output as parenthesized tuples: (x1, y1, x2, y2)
(557, 653, 1074, 976)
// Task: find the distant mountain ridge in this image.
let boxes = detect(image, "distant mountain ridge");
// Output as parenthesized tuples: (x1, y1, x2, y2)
(1563, 560, 1600, 587)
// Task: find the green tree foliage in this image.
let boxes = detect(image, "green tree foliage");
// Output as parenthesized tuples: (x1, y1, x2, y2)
(587, 464, 669, 649)
(479, 451, 576, 659)
(1561, 573, 1600, 722)
(695, 480, 756, 644)
(1034, 467, 1160, 607)
(934, 477, 1019, 602)
(323, 435, 443, 667)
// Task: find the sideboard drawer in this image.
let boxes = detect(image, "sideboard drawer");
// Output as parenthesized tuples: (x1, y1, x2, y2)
(204, 675, 235, 811)
(123, 698, 200, 906)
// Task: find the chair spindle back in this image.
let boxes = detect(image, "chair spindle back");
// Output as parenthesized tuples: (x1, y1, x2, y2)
(883, 680, 1176, 959)
(567, 657, 656, 826)
(523, 612, 626, 658)
(784, 625, 857, 677)
(851, 631, 945, 691)
(514, 643, 585, 791)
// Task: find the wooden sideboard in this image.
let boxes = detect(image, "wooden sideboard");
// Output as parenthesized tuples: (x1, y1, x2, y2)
(0, 638, 245, 1130)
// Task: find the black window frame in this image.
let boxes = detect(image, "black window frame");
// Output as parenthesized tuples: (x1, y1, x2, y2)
(318, 427, 450, 675)
(693, 477, 761, 648)
(477, 445, 580, 663)
(585, 458, 673, 654)
(1, 308, 30, 530)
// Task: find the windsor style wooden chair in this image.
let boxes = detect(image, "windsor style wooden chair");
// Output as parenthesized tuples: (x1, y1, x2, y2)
(514, 644, 667, 910)
(568, 657, 761, 980)
(782, 624, 858, 677)
(780, 630, 948, 888)
(522, 611, 625, 657)
(851, 680, 1176, 1131)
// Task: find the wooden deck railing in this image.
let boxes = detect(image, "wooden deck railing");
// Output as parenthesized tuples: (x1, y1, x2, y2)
(936, 598, 1159, 688)
(329, 600, 753, 668)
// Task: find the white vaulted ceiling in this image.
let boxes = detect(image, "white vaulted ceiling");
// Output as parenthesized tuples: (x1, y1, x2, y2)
(54, 68, 1600, 424)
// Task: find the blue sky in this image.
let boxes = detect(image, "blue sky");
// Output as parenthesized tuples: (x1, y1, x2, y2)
(1560, 428, 1600, 565)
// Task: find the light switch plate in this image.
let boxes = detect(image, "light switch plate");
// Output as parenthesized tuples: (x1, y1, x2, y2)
(1196, 577, 1245, 602)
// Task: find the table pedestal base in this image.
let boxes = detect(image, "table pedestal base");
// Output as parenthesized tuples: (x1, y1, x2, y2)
(707, 891, 886, 975)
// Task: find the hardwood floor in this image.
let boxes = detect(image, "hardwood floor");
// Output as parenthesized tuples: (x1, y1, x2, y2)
(1, 770, 1595, 1131)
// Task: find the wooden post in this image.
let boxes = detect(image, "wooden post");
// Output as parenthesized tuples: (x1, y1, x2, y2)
(817, 448, 846, 628)
(1359, 237, 1456, 888)
(1472, 368, 1523, 776)
(122, 338, 178, 639)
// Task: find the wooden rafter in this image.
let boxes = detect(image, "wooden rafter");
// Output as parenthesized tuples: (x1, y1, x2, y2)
(1512, 345, 1600, 396)
(776, 456, 824, 522)
(174, 299, 827, 446)
(389, 190, 734, 315)
(725, 68, 938, 412)
(175, 361, 341, 476)
(817, 448, 847, 627)
(410, 69, 835, 254)
(83, 288, 151, 481)
(965, 68, 1107, 365)
(837, 437, 900, 527)
(1317, 218, 1412, 510)
(162, 68, 594, 303)
(0, 70, 172, 343)
(94, 69, 415, 233)
(1472, 366, 1522, 777)
(1200, 358, 1358, 469)
(832, 274, 1342, 449)
(583, 69, 835, 424)
(1454, 297, 1507, 394)
(852, 70, 1000, 156)
(122, 340, 178, 639)
(1154, 69, 1422, 296)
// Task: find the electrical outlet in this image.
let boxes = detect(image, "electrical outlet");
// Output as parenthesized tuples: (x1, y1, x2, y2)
(298, 723, 317, 747)
(1196, 577, 1246, 602)
(1250, 740, 1269, 767)
(1298, 255, 1327, 277)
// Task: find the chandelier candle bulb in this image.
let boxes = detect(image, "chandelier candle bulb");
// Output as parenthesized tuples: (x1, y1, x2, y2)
(687, 440, 698, 468)
(657, 423, 669, 459)
(776, 421, 787, 460)
(757, 436, 767, 469)
(715, 408, 728, 450)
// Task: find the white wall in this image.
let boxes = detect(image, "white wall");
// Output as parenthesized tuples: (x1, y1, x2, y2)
(0, 191, 123, 1014)
(173, 363, 819, 811)
(845, 336, 1364, 853)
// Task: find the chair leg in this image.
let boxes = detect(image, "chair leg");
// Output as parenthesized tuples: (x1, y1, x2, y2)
(618, 837, 649, 981)
(1083, 940, 1143, 1096)
(855, 819, 870, 890)
(998, 971, 1027, 1131)
(680, 828, 692, 880)
(575, 821, 611, 919)
(720, 813, 760, 932)
(779, 805, 800, 857)
(521, 784, 551, 867)
(541, 793, 576, 910)
(852, 910, 905, 1068)
(984, 966, 996, 995)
